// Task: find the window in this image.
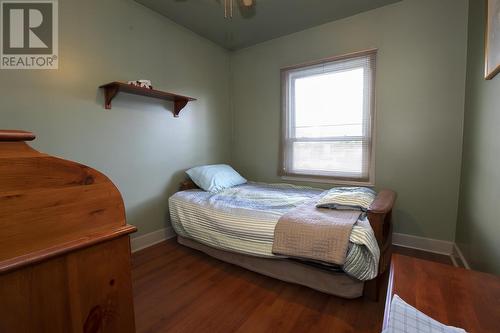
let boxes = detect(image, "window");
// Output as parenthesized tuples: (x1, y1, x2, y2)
(280, 50, 376, 185)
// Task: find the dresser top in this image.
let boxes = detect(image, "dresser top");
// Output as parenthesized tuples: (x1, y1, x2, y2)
(384, 254, 500, 333)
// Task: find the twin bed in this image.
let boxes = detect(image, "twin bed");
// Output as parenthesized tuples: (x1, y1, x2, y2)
(170, 179, 396, 300)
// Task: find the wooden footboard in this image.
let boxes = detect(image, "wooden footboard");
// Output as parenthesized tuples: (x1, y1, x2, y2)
(364, 189, 397, 300)
(177, 179, 396, 300)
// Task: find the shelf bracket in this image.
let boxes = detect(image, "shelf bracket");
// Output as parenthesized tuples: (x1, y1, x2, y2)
(173, 99, 189, 117)
(103, 85, 120, 110)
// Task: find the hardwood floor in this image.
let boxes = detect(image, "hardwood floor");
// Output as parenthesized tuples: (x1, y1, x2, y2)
(132, 239, 452, 333)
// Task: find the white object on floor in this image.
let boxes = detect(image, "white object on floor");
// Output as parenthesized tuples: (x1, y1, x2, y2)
(383, 295, 467, 333)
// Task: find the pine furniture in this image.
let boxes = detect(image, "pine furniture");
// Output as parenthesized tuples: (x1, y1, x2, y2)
(0, 130, 137, 333)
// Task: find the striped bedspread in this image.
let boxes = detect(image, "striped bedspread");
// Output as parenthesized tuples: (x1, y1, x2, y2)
(169, 182, 380, 281)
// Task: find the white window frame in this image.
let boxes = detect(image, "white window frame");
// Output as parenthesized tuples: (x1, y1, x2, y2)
(279, 49, 377, 186)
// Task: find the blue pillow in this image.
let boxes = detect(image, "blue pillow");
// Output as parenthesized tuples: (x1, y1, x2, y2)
(186, 164, 247, 193)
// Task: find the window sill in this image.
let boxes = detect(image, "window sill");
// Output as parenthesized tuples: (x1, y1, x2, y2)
(281, 175, 375, 187)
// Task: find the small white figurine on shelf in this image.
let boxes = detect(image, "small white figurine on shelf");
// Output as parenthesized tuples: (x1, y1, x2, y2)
(127, 80, 153, 89)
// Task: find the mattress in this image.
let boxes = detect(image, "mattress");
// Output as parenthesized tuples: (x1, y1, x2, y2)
(169, 182, 380, 281)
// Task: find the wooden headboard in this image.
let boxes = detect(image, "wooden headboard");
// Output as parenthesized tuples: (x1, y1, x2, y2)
(0, 130, 137, 272)
(0, 130, 137, 332)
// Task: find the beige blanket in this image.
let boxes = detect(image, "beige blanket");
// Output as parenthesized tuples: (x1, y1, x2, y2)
(272, 200, 361, 265)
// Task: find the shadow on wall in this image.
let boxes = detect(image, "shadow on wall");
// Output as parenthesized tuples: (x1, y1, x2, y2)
(126, 169, 187, 237)
(393, 209, 423, 237)
(459, 214, 499, 273)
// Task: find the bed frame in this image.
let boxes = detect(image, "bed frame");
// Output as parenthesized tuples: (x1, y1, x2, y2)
(177, 179, 396, 301)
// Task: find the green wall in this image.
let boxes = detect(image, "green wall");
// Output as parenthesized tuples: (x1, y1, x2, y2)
(0, 0, 482, 250)
(456, 0, 500, 274)
(230, 0, 469, 241)
(0, 0, 232, 237)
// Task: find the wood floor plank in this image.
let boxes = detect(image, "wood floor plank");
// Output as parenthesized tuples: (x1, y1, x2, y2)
(132, 239, 452, 333)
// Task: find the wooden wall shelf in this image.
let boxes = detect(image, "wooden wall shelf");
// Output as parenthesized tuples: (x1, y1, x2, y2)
(99, 81, 196, 117)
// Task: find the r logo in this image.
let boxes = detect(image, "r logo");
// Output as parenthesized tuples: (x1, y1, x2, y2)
(1, 0, 58, 69)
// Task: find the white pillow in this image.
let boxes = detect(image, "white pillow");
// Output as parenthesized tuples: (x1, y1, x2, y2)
(186, 164, 247, 193)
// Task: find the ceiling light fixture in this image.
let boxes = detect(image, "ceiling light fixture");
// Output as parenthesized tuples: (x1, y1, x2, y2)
(224, 0, 254, 18)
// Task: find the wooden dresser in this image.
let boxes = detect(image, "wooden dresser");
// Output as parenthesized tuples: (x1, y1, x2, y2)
(0, 130, 137, 333)
(384, 254, 500, 333)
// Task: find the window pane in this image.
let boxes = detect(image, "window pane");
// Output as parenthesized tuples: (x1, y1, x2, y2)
(282, 51, 376, 183)
(291, 141, 364, 175)
(294, 68, 364, 138)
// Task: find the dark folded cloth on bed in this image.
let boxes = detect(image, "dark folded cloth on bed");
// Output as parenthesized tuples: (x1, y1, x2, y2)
(272, 199, 360, 265)
(290, 258, 344, 272)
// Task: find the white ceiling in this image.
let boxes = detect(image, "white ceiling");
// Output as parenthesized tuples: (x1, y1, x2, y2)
(136, 0, 402, 50)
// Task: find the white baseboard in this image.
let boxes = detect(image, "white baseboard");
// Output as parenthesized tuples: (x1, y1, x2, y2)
(392, 233, 454, 255)
(130, 226, 176, 253)
(131, 229, 461, 261)
(453, 243, 471, 270)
